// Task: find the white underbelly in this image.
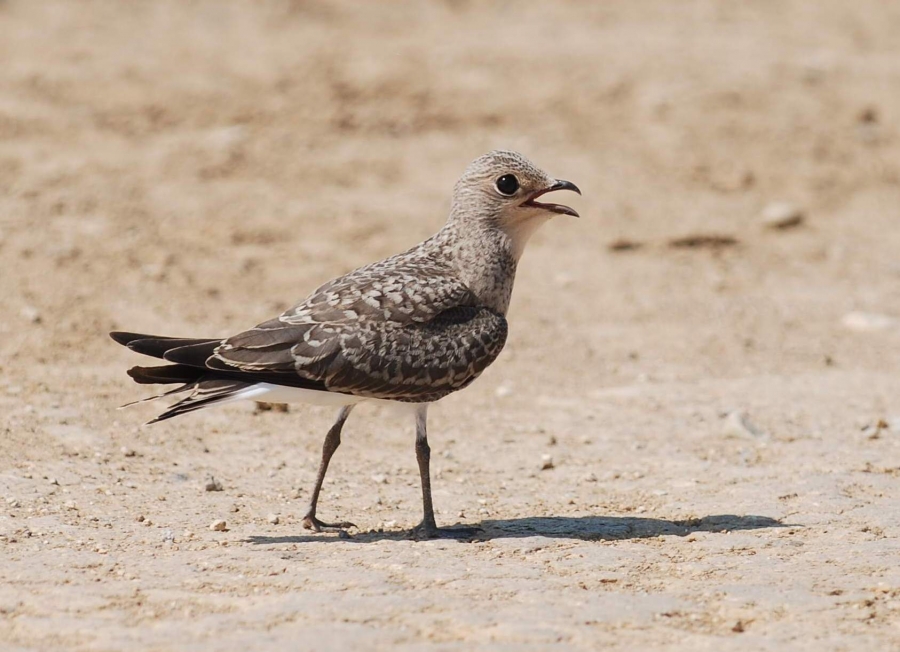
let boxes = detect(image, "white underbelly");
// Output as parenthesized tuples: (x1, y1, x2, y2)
(240, 383, 369, 407)
(188, 382, 427, 418)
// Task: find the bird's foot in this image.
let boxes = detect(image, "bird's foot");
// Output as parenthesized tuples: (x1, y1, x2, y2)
(301, 513, 356, 533)
(409, 521, 482, 540)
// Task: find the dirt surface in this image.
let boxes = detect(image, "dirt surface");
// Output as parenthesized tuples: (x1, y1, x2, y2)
(2, 1, 900, 650)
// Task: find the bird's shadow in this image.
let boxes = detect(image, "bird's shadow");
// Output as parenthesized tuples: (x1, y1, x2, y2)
(245, 514, 790, 545)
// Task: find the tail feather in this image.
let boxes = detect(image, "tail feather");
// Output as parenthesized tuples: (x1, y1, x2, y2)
(147, 379, 258, 424)
(127, 364, 205, 385)
(119, 383, 192, 409)
(111, 330, 332, 423)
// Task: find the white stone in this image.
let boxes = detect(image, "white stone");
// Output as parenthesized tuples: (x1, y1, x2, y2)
(724, 411, 767, 440)
(842, 312, 897, 332)
(760, 202, 804, 229)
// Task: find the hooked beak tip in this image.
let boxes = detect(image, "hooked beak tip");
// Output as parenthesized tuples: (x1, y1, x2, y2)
(522, 178, 582, 217)
(551, 179, 581, 196)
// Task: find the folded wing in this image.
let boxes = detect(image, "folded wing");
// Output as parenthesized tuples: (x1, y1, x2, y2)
(212, 265, 509, 402)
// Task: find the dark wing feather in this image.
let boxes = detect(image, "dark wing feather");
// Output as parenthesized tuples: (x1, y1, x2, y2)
(205, 260, 507, 402)
(325, 306, 508, 402)
(110, 331, 154, 346)
(162, 341, 222, 366)
(111, 332, 221, 361)
(210, 322, 321, 372)
(114, 258, 507, 406)
(208, 304, 507, 402)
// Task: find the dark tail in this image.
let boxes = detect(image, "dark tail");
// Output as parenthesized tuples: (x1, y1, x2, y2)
(126, 363, 205, 385)
(145, 378, 255, 424)
(110, 331, 253, 423)
(110, 332, 220, 366)
(111, 330, 219, 391)
(111, 331, 327, 423)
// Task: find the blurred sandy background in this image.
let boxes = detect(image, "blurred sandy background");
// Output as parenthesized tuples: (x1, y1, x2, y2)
(1, 1, 899, 650)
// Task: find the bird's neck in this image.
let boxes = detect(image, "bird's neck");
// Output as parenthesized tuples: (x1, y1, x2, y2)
(428, 220, 520, 315)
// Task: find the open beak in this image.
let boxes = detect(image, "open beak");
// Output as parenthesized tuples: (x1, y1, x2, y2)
(522, 179, 581, 217)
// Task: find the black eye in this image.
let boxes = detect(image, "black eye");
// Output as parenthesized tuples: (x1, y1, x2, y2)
(495, 174, 519, 196)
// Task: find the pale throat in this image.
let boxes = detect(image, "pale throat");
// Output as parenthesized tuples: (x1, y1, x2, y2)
(501, 212, 552, 261)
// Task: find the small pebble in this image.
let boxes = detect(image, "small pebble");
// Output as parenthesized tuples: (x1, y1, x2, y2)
(209, 519, 227, 532)
(724, 411, 767, 440)
(20, 306, 42, 324)
(140, 263, 166, 280)
(842, 311, 897, 332)
(554, 273, 574, 288)
(856, 107, 881, 144)
(121, 447, 136, 457)
(608, 239, 643, 252)
(255, 402, 289, 413)
(495, 385, 513, 398)
(266, 513, 280, 525)
(204, 476, 223, 492)
(862, 419, 890, 440)
(858, 106, 879, 124)
(760, 202, 804, 230)
(370, 474, 387, 484)
(540, 454, 555, 471)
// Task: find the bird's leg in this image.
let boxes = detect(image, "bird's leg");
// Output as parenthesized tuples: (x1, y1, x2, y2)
(412, 405, 481, 540)
(414, 405, 438, 535)
(302, 405, 356, 532)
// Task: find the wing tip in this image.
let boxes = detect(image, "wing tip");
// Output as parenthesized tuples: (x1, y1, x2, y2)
(110, 331, 145, 346)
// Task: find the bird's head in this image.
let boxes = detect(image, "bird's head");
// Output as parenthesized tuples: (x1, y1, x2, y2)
(450, 150, 581, 256)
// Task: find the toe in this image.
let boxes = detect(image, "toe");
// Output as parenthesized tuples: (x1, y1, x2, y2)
(302, 515, 356, 532)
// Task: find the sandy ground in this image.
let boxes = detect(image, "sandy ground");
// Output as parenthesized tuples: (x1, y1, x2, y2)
(2, 1, 900, 650)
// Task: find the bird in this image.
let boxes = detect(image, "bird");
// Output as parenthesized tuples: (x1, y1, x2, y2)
(110, 150, 580, 539)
